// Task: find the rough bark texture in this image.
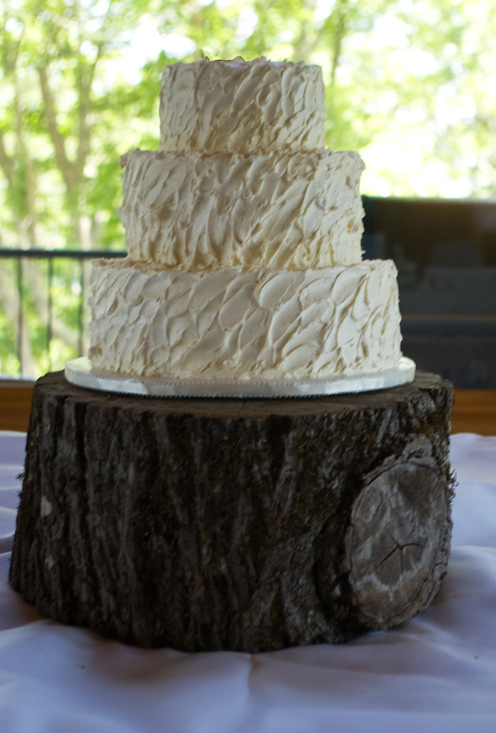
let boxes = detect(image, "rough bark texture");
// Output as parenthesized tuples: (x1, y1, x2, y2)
(10, 370, 454, 652)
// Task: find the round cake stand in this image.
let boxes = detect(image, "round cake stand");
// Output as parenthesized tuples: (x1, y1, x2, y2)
(64, 356, 416, 399)
(10, 369, 454, 652)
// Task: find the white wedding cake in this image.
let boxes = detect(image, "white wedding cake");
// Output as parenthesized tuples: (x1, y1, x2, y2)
(88, 57, 403, 383)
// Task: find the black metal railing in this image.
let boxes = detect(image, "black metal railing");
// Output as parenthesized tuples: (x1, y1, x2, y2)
(2, 210, 496, 387)
(0, 248, 126, 379)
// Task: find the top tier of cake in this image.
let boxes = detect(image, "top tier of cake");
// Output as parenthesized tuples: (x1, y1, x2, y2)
(159, 57, 325, 154)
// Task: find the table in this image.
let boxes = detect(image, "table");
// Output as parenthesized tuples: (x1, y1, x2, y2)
(1, 430, 495, 733)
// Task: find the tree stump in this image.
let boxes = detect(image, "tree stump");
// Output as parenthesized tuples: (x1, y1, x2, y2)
(10, 370, 454, 652)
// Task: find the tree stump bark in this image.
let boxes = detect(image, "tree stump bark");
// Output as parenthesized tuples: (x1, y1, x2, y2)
(10, 370, 454, 652)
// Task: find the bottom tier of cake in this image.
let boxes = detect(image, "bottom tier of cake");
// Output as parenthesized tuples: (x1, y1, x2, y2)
(10, 370, 453, 652)
(88, 257, 402, 381)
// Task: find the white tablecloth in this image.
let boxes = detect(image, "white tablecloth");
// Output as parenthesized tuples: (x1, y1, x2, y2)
(1, 431, 495, 733)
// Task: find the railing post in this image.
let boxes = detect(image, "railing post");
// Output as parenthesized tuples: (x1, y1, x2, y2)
(78, 259, 84, 357)
(16, 257, 23, 376)
(1, 248, 125, 378)
(47, 257, 54, 371)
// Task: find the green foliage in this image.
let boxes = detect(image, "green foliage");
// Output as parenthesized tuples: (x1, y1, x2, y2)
(1, 0, 495, 252)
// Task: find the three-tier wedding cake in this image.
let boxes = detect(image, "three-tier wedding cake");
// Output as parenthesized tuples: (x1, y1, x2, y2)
(87, 57, 403, 384)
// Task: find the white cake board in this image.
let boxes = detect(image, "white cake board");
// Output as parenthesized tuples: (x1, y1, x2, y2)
(65, 357, 416, 399)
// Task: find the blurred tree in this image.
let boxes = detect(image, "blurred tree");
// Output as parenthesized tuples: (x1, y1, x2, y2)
(0, 0, 160, 251)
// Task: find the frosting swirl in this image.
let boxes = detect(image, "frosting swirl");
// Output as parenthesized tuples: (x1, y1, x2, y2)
(159, 57, 325, 154)
(89, 259, 402, 381)
(119, 148, 364, 270)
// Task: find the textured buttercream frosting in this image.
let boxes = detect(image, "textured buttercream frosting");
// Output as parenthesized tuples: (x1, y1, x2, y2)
(89, 57, 404, 384)
(159, 57, 325, 154)
(89, 258, 402, 381)
(119, 148, 364, 269)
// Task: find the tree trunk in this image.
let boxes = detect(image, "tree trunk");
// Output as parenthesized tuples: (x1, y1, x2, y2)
(10, 370, 454, 652)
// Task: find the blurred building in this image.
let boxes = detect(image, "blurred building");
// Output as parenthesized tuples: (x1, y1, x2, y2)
(362, 197, 496, 388)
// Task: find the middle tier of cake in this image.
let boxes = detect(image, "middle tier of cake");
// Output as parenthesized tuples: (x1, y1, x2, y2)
(118, 148, 365, 270)
(88, 258, 402, 382)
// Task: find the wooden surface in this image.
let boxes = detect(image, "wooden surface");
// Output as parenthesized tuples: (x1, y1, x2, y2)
(0, 380, 495, 435)
(10, 370, 453, 652)
(450, 390, 496, 436)
(0, 381, 35, 432)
